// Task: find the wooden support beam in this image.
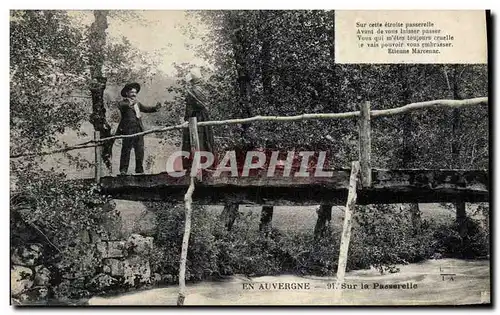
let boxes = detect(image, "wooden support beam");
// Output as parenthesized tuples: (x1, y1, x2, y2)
(188, 117, 202, 181)
(456, 202, 467, 238)
(259, 206, 274, 237)
(314, 204, 333, 240)
(335, 161, 360, 300)
(177, 176, 194, 306)
(220, 203, 239, 231)
(359, 101, 371, 187)
(94, 131, 101, 183)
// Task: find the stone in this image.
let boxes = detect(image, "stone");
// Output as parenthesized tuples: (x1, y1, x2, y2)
(102, 265, 111, 274)
(11, 244, 43, 266)
(79, 230, 91, 243)
(87, 273, 118, 292)
(151, 273, 162, 284)
(163, 274, 174, 283)
(20, 286, 49, 302)
(34, 265, 51, 286)
(89, 230, 103, 243)
(103, 258, 125, 277)
(52, 279, 70, 300)
(123, 256, 151, 287)
(96, 242, 107, 257)
(126, 234, 153, 255)
(107, 241, 126, 258)
(114, 200, 156, 237)
(96, 241, 126, 259)
(11, 265, 34, 296)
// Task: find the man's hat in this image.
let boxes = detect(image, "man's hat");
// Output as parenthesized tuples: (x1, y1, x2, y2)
(121, 82, 141, 97)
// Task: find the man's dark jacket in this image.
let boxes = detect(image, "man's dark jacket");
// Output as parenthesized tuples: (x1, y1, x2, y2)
(116, 99, 158, 135)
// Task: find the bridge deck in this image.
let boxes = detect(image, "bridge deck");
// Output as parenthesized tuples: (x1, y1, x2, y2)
(85, 168, 489, 205)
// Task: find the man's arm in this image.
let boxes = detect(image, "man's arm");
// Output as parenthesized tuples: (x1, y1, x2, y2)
(139, 101, 161, 113)
(117, 99, 130, 110)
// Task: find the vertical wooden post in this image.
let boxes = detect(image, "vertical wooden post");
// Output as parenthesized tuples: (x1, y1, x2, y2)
(188, 117, 202, 181)
(335, 161, 360, 300)
(314, 204, 333, 240)
(456, 202, 467, 238)
(221, 203, 239, 231)
(259, 206, 274, 237)
(177, 117, 201, 306)
(358, 101, 371, 187)
(94, 131, 101, 183)
(177, 176, 194, 306)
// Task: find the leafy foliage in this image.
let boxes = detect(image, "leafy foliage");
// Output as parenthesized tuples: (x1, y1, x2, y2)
(9, 10, 156, 300)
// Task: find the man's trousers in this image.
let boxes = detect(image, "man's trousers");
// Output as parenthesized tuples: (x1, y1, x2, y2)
(119, 135, 145, 174)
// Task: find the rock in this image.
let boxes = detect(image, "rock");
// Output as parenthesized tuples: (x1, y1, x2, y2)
(96, 241, 126, 259)
(34, 265, 51, 286)
(123, 256, 151, 286)
(163, 274, 174, 283)
(87, 273, 118, 292)
(19, 286, 49, 302)
(11, 244, 43, 266)
(89, 230, 103, 243)
(79, 230, 91, 243)
(114, 200, 156, 236)
(108, 241, 126, 257)
(432, 252, 444, 260)
(103, 259, 125, 277)
(11, 265, 34, 296)
(151, 273, 162, 284)
(96, 242, 107, 256)
(126, 234, 153, 255)
(102, 265, 111, 274)
(53, 279, 71, 300)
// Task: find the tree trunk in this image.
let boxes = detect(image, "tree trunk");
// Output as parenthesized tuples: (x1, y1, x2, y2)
(399, 65, 421, 234)
(89, 10, 113, 171)
(314, 204, 332, 239)
(328, 10, 338, 113)
(259, 206, 273, 237)
(229, 12, 253, 139)
(450, 66, 467, 238)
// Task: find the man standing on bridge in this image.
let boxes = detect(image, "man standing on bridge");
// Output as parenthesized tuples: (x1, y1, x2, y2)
(116, 82, 161, 175)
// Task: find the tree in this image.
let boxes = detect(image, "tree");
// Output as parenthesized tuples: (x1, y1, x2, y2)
(10, 10, 164, 299)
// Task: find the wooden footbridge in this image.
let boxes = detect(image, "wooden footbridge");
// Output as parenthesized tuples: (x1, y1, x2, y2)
(13, 96, 489, 305)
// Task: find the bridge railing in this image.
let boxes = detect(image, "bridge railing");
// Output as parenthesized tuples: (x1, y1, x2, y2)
(9, 96, 488, 187)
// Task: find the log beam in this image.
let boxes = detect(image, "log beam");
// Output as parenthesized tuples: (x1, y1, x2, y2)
(87, 169, 489, 205)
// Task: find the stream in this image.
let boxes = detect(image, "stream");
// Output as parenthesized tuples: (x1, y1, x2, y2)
(88, 258, 490, 306)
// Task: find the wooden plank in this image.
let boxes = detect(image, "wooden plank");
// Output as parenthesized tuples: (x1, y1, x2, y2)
(335, 161, 360, 300)
(91, 169, 489, 205)
(94, 131, 101, 183)
(359, 101, 371, 187)
(188, 117, 202, 181)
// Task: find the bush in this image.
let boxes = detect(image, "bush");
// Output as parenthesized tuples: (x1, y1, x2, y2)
(149, 202, 489, 281)
(433, 217, 489, 259)
(350, 204, 436, 273)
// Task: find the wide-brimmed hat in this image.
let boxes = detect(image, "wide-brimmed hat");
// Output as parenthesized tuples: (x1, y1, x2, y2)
(184, 68, 203, 83)
(121, 82, 141, 97)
